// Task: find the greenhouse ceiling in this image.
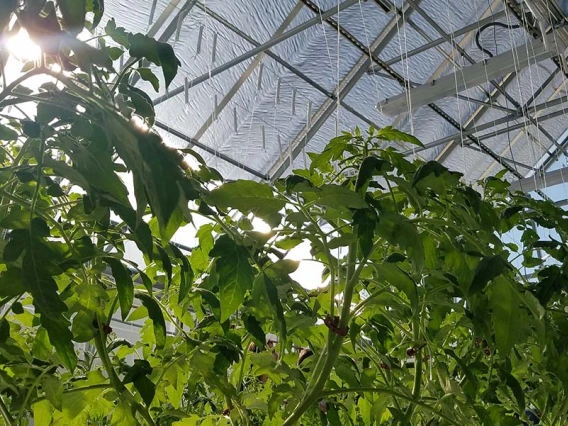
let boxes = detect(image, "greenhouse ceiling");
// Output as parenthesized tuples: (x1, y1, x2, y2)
(103, 0, 568, 190)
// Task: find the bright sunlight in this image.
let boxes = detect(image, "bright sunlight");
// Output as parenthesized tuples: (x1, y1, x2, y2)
(6, 29, 41, 62)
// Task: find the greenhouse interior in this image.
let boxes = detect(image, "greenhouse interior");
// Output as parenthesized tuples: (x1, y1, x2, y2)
(2, 0, 568, 424)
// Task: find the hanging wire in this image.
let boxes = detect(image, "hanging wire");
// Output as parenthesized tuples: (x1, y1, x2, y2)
(394, 2, 415, 155)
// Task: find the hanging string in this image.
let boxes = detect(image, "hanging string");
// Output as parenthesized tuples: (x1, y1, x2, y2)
(445, 0, 467, 173)
(394, 3, 415, 157)
(357, 0, 383, 122)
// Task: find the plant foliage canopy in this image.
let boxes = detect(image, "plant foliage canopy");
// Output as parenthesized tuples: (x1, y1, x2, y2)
(0, 2, 566, 426)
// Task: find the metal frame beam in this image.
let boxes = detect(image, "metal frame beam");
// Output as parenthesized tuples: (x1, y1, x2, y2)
(509, 165, 568, 192)
(268, 0, 420, 179)
(407, 93, 568, 155)
(154, 121, 269, 180)
(191, 2, 382, 137)
(373, 10, 508, 67)
(477, 78, 568, 179)
(192, 2, 303, 140)
(404, 0, 520, 107)
(378, 33, 564, 116)
(464, 145, 535, 170)
(152, 0, 360, 106)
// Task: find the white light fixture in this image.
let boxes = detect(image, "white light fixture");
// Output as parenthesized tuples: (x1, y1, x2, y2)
(377, 31, 568, 116)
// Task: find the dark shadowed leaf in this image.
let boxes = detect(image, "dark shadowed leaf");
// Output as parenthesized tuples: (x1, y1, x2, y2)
(105, 257, 133, 320)
(56, 0, 86, 34)
(135, 293, 166, 349)
(469, 255, 509, 295)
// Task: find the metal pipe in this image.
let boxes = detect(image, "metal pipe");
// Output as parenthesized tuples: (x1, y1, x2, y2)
(408, 104, 568, 155)
(152, 0, 360, 106)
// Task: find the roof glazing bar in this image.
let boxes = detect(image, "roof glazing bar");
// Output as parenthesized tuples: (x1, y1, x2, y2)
(152, 0, 360, 106)
(268, 0, 419, 179)
(195, 2, 382, 130)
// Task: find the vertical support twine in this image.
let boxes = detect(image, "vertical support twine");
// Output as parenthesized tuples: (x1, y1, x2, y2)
(233, 106, 238, 134)
(276, 77, 281, 104)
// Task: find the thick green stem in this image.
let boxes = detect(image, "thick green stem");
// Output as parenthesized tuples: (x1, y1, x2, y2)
(405, 317, 423, 420)
(93, 316, 156, 426)
(283, 239, 364, 425)
(0, 397, 15, 426)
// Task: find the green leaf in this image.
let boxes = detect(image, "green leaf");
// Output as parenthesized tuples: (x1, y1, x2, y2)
(41, 316, 77, 371)
(257, 273, 286, 344)
(243, 314, 266, 348)
(22, 120, 41, 138)
(469, 255, 509, 295)
(488, 278, 523, 356)
(137, 68, 160, 91)
(135, 293, 166, 349)
(156, 245, 172, 287)
(156, 41, 180, 89)
(504, 373, 525, 413)
(86, 0, 104, 29)
(170, 244, 193, 304)
(56, 0, 86, 34)
(353, 209, 377, 257)
(315, 185, 368, 210)
(376, 126, 423, 147)
(355, 156, 391, 194)
(0, 124, 18, 141)
(33, 400, 53, 426)
(375, 263, 417, 309)
(42, 375, 63, 411)
(210, 236, 254, 322)
(204, 180, 285, 220)
(105, 257, 133, 320)
(134, 375, 156, 407)
(265, 259, 299, 279)
(135, 132, 182, 235)
(22, 245, 68, 320)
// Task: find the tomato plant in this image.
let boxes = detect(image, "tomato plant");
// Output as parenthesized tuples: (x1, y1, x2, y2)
(0, 1, 567, 425)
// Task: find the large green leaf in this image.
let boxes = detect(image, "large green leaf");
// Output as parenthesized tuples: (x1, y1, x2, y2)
(135, 293, 166, 349)
(56, 0, 86, 34)
(0, 124, 18, 141)
(41, 316, 77, 371)
(204, 180, 285, 219)
(42, 374, 63, 411)
(355, 156, 391, 194)
(488, 278, 524, 356)
(210, 236, 254, 322)
(375, 262, 417, 309)
(376, 126, 423, 147)
(170, 244, 194, 303)
(469, 255, 510, 295)
(22, 243, 67, 320)
(105, 257, 133, 320)
(315, 185, 368, 210)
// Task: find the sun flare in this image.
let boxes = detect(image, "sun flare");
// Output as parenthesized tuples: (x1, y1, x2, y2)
(6, 29, 42, 62)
